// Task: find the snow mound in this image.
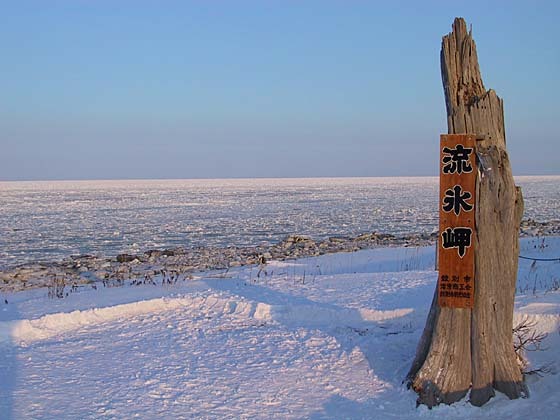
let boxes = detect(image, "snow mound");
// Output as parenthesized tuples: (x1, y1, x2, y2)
(0, 294, 237, 345)
(0, 291, 413, 346)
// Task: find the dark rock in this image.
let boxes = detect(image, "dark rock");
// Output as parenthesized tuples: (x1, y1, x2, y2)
(116, 254, 136, 263)
(329, 237, 347, 243)
(145, 250, 162, 258)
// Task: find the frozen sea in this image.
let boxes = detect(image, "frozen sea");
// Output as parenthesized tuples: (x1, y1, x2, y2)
(0, 176, 558, 267)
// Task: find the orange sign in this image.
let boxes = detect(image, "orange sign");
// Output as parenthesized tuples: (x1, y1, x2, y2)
(438, 134, 477, 308)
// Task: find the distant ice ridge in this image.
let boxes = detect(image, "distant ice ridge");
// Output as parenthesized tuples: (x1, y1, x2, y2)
(0, 176, 558, 267)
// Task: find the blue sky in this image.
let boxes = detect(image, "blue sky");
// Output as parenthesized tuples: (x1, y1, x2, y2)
(1, 1, 558, 180)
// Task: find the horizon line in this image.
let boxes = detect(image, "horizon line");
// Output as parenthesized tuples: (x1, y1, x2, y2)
(1, 173, 559, 183)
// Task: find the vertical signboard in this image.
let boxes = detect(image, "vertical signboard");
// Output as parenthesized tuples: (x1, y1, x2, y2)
(438, 134, 477, 308)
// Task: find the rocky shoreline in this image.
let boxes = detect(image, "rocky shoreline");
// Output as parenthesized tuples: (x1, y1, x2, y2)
(1, 218, 558, 293)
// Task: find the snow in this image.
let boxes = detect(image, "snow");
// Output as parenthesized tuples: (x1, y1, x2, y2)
(1, 238, 560, 419)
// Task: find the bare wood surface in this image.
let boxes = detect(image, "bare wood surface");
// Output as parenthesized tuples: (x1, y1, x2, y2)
(407, 18, 527, 407)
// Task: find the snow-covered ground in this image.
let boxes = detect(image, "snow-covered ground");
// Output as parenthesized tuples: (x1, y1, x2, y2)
(1, 238, 559, 419)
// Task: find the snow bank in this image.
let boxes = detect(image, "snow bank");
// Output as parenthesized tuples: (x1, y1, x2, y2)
(0, 296, 196, 344)
(0, 293, 414, 345)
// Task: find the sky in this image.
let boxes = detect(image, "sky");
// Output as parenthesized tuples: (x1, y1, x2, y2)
(1, 1, 558, 181)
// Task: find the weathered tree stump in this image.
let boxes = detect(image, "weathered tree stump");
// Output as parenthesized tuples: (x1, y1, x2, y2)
(406, 18, 527, 407)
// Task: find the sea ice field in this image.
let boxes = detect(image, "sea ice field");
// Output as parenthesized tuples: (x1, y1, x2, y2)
(1, 176, 558, 267)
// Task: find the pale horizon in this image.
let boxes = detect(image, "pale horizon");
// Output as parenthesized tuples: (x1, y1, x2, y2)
(2, 173, 560, 184)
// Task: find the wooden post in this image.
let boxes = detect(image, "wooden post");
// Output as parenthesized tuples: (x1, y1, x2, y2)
(406, 18, 527, 407)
